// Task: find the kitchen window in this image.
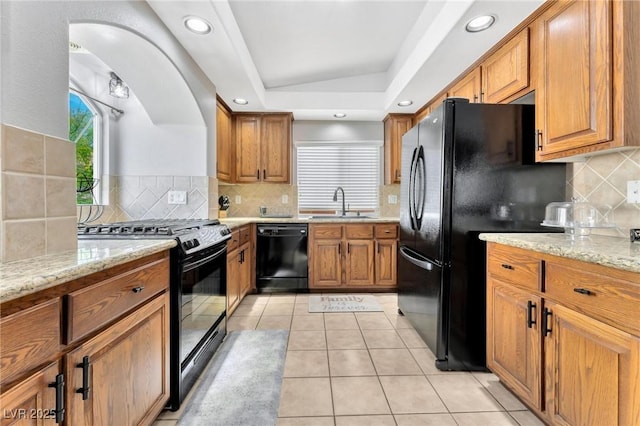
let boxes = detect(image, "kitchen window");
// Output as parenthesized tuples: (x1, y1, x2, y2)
(69, 91, 101, 204)
(296, 142, 381, 215)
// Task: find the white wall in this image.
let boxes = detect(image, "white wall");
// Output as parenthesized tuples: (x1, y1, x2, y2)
(293, 120, 383, 142)
(0, 0, 217, 175)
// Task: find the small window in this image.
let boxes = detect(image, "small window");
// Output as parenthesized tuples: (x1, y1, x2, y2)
(297, 142, 380, 216)
(69, 92, 100, 204)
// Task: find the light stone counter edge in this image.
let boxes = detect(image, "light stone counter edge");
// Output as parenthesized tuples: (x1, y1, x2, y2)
(0, 239, 177, 304)
(479, 233, 640, 274)
(220, 216, 400, 230)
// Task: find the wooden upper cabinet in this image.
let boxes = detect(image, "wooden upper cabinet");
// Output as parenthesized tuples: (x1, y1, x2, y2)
(216, 101, 234, 183)
(533, 0, 640, 161)
(482, 28, 530, 104)
(235, 113, 291, 183)
(260, 114, 290, 183)
(235, 115, 262, 182)
(449, 67, 482, 103)
(383, 114, 413, 184)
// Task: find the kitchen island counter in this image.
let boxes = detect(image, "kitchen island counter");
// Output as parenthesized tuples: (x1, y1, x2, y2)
(0, 239, 176, 304)
(479, 232, 640, 274)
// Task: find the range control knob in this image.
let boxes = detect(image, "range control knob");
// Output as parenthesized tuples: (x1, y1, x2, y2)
(182, 239, 197, 250)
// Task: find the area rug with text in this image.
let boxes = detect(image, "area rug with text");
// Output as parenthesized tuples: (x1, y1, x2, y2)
(308, 294, 383, 312)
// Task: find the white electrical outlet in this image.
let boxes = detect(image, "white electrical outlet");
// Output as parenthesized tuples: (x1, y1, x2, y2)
(627, 180, 640, 203)
(235, 195, 242, 204)
(282, 194, 289, 204)
(168, 190, 187, 205)
(388, 194, 398, 204)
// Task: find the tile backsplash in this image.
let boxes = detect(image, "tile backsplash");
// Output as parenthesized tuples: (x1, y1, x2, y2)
(217, 183, 400, 218)
(88, 175, 211, 222)
(568, 149, 640, 237)
(1, 124, 77, 262)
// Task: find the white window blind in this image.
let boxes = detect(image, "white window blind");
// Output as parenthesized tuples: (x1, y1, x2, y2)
(297, 143, 380, 214)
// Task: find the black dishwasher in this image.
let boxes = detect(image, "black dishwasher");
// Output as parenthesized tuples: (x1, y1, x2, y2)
(256, 223, 308, 293)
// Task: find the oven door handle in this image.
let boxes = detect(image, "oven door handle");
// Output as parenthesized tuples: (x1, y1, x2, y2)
(182, 246, 227, 272)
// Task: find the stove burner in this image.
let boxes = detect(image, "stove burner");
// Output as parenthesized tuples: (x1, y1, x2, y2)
(78, 219, 231, 254)
(78, 219, 221, 236)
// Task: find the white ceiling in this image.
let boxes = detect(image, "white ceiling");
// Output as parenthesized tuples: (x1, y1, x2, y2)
(147, 0, 544, 121)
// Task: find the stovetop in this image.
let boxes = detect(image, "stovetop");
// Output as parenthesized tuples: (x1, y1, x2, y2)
(78, 219, 232, 254)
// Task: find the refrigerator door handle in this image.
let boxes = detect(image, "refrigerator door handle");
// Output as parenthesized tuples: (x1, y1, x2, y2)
(400, 245, 433, 271)
(408, 147, 419, 230)
(414, 146, 426, 228)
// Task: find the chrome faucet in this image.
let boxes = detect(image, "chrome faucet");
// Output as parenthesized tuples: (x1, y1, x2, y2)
(332, 186, 346, 216)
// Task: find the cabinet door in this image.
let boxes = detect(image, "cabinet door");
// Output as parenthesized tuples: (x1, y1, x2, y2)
(310, 240, 342, 288)
(384, 115, 413, 184)
(482, 28, 529, 104)
(345, 240, 375, 286)
(261, 115, 290, 183)
(535, 0, 613, 159)
(226, 248, 241, 315)
(544, 302, 640, 426)
(1, 362, 60, 425)
(235, 115, 261, 182)
(66, 294, 170, 426)
(239, 242, 251, 298)
(449, 67, 482, 103)
(375, 239, 397, 286)
(216, 102, 234, 182)
(486, 279, 541, 410)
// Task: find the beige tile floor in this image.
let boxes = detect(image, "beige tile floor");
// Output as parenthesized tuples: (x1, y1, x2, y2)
(154, 293, 544, 426)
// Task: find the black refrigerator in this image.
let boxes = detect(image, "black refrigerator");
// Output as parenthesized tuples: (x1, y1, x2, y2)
(398, 98, 565, 371)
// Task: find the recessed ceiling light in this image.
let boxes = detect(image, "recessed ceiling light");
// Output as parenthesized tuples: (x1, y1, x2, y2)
(334, 113, 346, 118)
(184, 16, 212, 35)
(465, 15, 496, 33)
(233, 98, 249, 105)
(398, 100, 413, 107)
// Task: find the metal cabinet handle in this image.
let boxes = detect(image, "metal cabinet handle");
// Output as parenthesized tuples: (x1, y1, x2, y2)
(347, 243, 350, 254)
(132, 286, 145, 293)
(338, 243, 341, 255)
(527, 301, 536, 329)
(573, 288, 593, 295)
(263, 169, 266, 179)
(76, 356, 91, 400)
(535, 129, 543, 151)
(542, 307, 552, 337)
(49, 373, 65, 423)
(256, 169, 260, 179)
(501, 263, 514, 270)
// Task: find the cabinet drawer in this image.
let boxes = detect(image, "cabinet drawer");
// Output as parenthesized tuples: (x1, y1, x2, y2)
(345, 224, 374, 239)
(311, 224, 343, 239)
(66, 257, 169, 344)
(487, 243, 540, 291)
(375, 224, 398, 239)
(239, 225, 251, 245)
(545, 262, 640, 336)
(0, 298, 61, 385)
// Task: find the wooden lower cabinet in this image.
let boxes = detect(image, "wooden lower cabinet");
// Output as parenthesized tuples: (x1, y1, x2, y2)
(486, 279, 541, 410)
(0, 251, 171, 426)
(375, 239, 397, 286)
(227, 225, 252, 315)
(486, 242, 640, 426)
(0, 362, 61, 424)
(66, 294, 170, 426)
(309, 223, 398, 290)
(310, 239, 342, 288)
(345, 240, 374, 286)
(544, 302, 640, 426)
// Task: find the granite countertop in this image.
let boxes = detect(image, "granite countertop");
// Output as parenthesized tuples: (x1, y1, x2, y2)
(479, 233, 640, 274)
(0, 239, 177, 304)
(220, 216, 400, 229)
